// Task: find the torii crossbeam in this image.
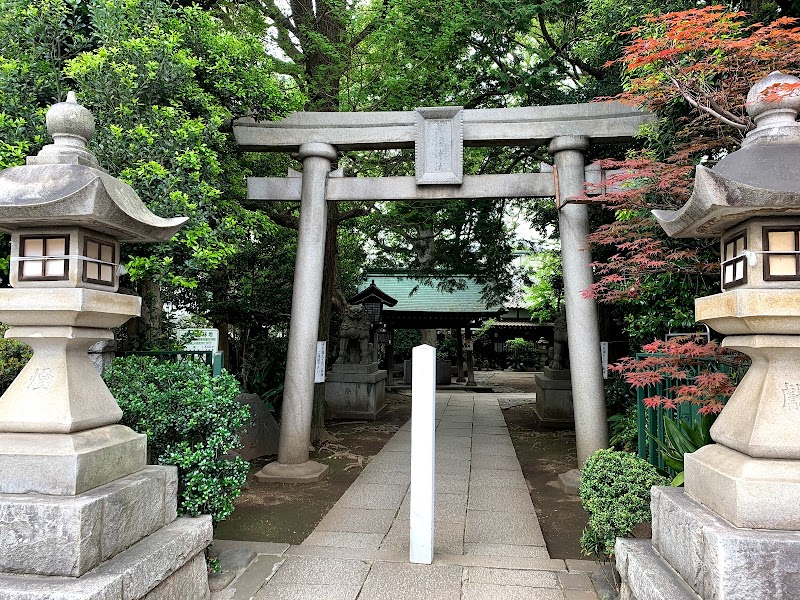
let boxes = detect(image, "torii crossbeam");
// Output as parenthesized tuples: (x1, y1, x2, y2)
(234, 102, 654, 483)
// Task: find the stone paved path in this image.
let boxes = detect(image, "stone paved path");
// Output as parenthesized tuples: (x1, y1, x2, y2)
(213, 394, 601, 600)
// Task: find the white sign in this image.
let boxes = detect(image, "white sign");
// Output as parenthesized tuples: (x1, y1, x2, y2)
(314, 341, 327, 383)
(600, 341, 609, 379)
(177, 329, 219, 353)
(463, 339, 474, 352)
(410, 344, 436, 565)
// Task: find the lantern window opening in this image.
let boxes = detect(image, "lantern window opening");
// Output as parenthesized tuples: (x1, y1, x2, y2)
(18, 234, 69, 281)
(763, 227, 800, 281)
(363, 301, 382, 324)
(722, 230, 747, 289)
(82, 236, 116, 286)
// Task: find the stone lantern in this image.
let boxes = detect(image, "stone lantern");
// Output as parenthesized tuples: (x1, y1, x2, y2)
(617, 72, 800, 600)
(0, 94, 211, 598)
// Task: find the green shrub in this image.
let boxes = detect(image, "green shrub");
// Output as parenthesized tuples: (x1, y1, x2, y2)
(103, 355, 250, 525)
(579, 449, 668, 560)
(608, 406, 638, 452)
(0, 324, 31, 394)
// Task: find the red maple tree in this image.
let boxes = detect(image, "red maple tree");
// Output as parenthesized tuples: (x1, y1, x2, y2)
(587, 6, 800, 409)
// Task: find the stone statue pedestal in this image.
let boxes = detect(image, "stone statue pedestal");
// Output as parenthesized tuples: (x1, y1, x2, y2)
(533, 367, 573, 426)
(325, 362, 387, 420)
(403, 359, 452, 385)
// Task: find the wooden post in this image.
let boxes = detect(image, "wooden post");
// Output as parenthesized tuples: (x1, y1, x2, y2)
(456, 327, 465, 383)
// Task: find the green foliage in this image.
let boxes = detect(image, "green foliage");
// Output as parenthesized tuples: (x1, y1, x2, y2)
(0, 0, 301, 353)
(655, 413, 715, 487)
(393, 329, 422, 360)
(579, 448, 668, 559)
(608, 407, 638, 453)
(103, 355, 249, 524)
(522, 250, 563, 324)
(0, 324, 32, 394)
(506, 337, 541, 370)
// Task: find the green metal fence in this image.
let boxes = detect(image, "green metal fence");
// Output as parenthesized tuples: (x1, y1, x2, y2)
(636, 354, 745, 470)
(121, 350, 224, 377)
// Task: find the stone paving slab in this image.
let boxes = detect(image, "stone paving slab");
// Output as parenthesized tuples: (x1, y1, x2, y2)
(464, 566, 560, 587)
(435, 475, 470, 495)
(470, 454, 520, 470)
(467, 486, 537, 513)
(469, 467, 528, 489)
(463, 543, 550, 559)
(336, 483, 408, 510)
(465, 510, 546, 546)
(461, 583, 565, 600)
(269, 556, 370, 586)
(469, 445, 518, 457)
(315, 507, 397, 534)
(218, 393, 600, 600)
(358, 561, 462, 600)
(255, 582, 362, 600)
(303, 531, 387, 550)
(229, 554, 285, 600)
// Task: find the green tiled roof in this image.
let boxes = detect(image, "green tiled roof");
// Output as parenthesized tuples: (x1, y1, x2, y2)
(360, 273, 503, 315)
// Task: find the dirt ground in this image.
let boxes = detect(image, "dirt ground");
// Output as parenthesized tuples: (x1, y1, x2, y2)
(214, 371, 590, 560)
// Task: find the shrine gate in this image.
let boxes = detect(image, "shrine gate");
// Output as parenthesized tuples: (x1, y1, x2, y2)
(233, 102, 654, 482)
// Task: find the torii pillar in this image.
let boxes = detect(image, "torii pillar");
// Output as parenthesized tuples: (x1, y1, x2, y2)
(550, 136, 609, 464)
(255, 142, 337, 483)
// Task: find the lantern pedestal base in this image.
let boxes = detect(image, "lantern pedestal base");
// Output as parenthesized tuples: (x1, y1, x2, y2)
(617, 486, 800, 600)
(0, 288, 141, 434)
(685, 444, 800, 530)
(0, 515, 211, 600)
(0, 424, 145, 495)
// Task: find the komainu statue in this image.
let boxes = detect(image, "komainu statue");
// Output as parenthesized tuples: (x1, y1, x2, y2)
(336, 304, 371, 365)
(549, 305, 569, 370)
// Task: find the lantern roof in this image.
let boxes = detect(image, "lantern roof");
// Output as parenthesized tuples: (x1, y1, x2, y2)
(654, 72, 800, 238)
(348, 279, 398, 307)
(0, 93, 187, 242)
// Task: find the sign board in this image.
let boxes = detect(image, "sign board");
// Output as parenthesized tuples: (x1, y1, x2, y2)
(314, 341, 327, 383)
(177, 329, 219, 353)
(600, 341, 609, 379)
(464, 339, 474, 352)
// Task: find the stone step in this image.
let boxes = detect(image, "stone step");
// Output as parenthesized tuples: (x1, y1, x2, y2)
(615, 539, 701, 600)
(0, 516, 212, 600)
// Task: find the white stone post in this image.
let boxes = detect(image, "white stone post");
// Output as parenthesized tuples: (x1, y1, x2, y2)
(550, 135, 609, 465)
(410, 344, 436, 564)
(256, 142, 337, 483)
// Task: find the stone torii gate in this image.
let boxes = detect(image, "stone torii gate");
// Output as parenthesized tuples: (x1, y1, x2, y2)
(234, 103, 654, 483)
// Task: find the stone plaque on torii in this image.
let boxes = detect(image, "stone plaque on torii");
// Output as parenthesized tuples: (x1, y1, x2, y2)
(234, 102, 654, 483)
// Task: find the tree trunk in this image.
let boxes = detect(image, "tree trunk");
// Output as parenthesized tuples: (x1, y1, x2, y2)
(138, 278, 162, 349)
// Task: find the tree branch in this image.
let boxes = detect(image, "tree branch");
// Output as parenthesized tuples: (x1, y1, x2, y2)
(668, 75, 749, 130)
(334, 204, 374, 224)
(349, 0, 390, 49)
(258, 0, 299, 37)
(537, 12, 605, 80)
(265, 206, 300, 230)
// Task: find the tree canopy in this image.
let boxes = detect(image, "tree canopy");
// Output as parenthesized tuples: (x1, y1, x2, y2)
(2, 0, 800, 422)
